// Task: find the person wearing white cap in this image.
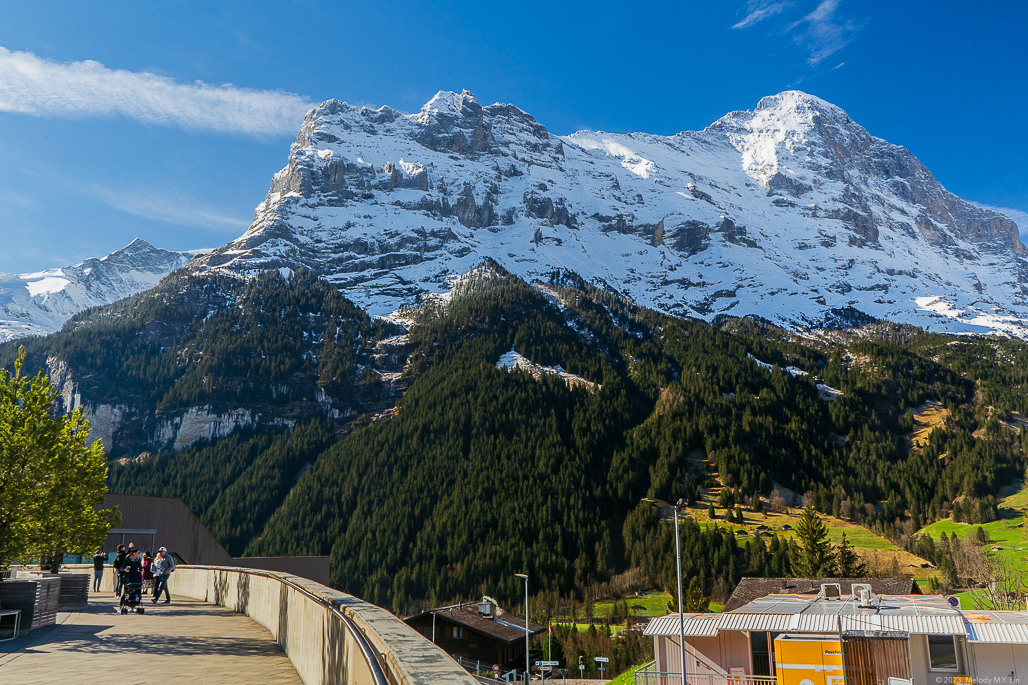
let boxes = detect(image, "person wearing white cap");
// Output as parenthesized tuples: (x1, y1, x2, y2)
(151, 547, 177, 604)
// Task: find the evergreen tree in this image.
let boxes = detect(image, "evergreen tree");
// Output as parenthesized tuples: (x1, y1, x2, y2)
(793, 505, 836, 578)
(683, 576, 710, 613)
(835, 533, 867, 577)
(0, 346, 117, 569)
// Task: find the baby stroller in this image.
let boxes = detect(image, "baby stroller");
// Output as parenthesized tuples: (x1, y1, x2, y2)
(120, 581, 145, 614)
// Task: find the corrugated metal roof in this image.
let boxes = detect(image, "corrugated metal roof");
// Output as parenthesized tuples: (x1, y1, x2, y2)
(646, 597, 1028, 642)
(966, 622, 1028, 643)
(964, 613, 1028, 643)
(718, 613, 796, 632)
(840, 614, 965, 635)
(645, 614, 721, 637)
(795, 614, 843, 633)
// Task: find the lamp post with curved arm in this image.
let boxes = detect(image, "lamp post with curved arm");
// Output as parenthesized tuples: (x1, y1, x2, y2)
(515, 573, 530, 683)
(643, 497, 687, 685)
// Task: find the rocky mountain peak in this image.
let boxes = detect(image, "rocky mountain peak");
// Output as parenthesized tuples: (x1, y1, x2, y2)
(1, 239, 208, 342)
(196, 90, 1028, 338)
(418, 89, 480, 118)
(755, 90, 846, 116)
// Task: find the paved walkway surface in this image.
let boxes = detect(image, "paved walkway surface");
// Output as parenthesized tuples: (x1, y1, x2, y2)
(0, 592, 302, 684)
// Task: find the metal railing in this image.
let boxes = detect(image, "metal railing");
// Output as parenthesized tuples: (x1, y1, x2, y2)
(453, 655, 519, 681)
(634, 666, 778, 685)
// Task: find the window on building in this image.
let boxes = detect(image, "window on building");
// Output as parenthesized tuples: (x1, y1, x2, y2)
(423, 627, 432, 639)
(928, 636, 957, 670)
(751, 632, 771, 676)
(450, 626, 464, 640)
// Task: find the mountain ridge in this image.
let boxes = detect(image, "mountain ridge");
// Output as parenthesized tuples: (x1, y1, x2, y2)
(0, 238, 209, 342)
(192, 88, 1028, 338)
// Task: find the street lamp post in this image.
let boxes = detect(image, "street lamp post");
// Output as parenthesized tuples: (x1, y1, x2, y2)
(643, 498, 687, 685)
(515, 573, 530, 683)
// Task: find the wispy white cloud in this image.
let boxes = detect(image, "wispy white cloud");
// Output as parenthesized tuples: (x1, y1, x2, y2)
(731, 1, 793, 29)
(785, 0, 865, 66)
(0, 46, 314, 137)
(90, 184, 250, 232)
(732, 1, 866, 67)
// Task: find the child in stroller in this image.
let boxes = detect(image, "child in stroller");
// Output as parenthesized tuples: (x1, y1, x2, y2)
(120, 581, 145, 614)
(119, 549, 146, 615)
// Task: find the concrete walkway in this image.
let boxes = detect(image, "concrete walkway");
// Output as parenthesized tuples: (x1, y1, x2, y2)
(0, 592, 302, 684)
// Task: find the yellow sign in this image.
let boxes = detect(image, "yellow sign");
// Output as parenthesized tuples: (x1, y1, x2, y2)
(774, 635, 845, 685)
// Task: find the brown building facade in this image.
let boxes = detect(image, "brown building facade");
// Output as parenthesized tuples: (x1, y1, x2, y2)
(405, 597, 545, 670)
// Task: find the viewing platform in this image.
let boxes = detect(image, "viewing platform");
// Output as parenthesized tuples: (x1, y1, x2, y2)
(0, 565, 478, 685)
(0, 595, 301, 684)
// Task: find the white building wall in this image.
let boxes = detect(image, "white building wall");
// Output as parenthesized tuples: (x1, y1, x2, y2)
(655, 636, 731, 676)
(719, 631, 752, 673)
(1012, 644, 1028, 682)
(909, 634, 930, 685)
(969, 644, 1016, 684)
(968, 643, 1028, 684)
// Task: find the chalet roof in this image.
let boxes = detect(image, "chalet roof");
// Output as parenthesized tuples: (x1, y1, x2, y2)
(722, 577, 920, 612)
(406, 602, 546, 644)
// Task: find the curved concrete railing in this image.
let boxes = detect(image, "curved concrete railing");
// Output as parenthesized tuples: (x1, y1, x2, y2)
(67, 564, 477, 685)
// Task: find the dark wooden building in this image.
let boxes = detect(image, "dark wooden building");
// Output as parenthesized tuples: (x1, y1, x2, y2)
(405, 596, 545, 670)
(723, 577, 922, 612)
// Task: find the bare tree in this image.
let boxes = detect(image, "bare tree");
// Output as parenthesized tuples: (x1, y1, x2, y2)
(953, 535, 1027, 610)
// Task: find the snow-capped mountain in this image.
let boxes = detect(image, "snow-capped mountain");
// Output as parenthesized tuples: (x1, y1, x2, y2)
(0, 238, 208, 342)
(196, 89, 1028, 337)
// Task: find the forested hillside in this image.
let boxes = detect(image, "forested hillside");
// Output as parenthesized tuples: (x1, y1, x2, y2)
(235, 266, 1028, 610)
(109, 420, 331, 556)
(5, 263, 1025, 613)
(0, 268, 392, 454)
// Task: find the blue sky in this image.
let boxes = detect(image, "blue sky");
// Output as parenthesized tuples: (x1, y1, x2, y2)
(1, 0, 1026, 273)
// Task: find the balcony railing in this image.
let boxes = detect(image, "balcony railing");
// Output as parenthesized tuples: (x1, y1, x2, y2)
(634, 664, 778, 685)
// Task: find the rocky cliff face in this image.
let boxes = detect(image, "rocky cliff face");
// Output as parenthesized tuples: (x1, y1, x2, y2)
(196, 89, 1028, 337)
(0, 238, 208, 342)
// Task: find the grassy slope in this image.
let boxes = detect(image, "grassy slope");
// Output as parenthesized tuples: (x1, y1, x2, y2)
(693, 490, 937, 585)
(910, 401, 950, 448)
(917, 481, 1028, 567)
(611, 664, 651, 684)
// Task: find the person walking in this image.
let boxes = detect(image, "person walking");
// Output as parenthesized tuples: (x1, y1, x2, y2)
(141, 551, 154, 595)
(122, 549, 143, 587)
(151, 547, 176, 604)
(91, 550, 106, 592)
(112, 544, 127, 597)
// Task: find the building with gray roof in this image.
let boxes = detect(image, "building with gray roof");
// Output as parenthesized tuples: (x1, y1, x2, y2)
(640, 585, 1028, 685)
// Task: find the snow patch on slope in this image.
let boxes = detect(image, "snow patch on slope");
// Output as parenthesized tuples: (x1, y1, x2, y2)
(498, 347, 598, 391)
(748, 353, 842, 400)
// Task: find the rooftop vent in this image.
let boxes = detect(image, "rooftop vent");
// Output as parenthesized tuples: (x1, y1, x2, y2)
(851, 583, 873, 607)
(820, 583, 842, 600)
(478, 595, 498, 618)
